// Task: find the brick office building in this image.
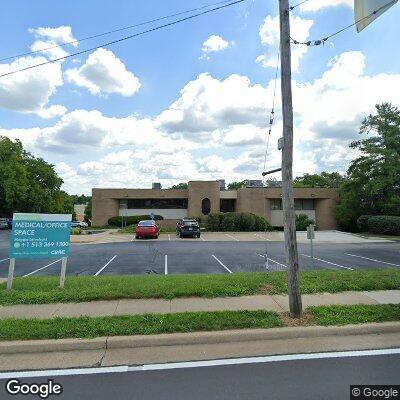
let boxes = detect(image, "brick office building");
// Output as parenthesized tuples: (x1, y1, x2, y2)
(92, 180, 339, 229)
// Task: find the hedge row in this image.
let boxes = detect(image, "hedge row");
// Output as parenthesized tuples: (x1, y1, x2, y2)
(206, 212, 273, 232)
(357, 215, 400, 235)
(108, 215, 164, 226)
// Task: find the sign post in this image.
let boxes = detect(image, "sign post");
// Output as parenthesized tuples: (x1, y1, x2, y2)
(307, 224, 315, 260)
(6, 258, 15, 291)
(8, 213, 72, 290)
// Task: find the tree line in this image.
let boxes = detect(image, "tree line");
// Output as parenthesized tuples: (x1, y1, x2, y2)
(0, 136, 91, 220)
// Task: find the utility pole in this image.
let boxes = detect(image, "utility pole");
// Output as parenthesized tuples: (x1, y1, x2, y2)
(279, 0, 302, 318)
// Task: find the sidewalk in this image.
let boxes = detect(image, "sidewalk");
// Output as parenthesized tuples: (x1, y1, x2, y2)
(1, 290, 399, 319)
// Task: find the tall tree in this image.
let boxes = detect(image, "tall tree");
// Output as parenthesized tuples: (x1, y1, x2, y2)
(294, 172, 345, 188)
(0, 136, 72, 216)
(337, 103, 400, 231)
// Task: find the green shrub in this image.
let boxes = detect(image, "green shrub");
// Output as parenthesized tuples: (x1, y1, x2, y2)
(206, 213, 223, 231)
(188, 216, 202, 223)
(252, 214, 274, 231)
(367, 215, 400, 235)
(108, 215, 163, 226)
(234, 212, 256, 231)
(296, 214, 314, 231)
(221, 213, 236, 231)
(357, 215, 373, 232)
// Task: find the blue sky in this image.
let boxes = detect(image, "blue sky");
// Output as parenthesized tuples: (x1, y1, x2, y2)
(0, 0, 399, 194)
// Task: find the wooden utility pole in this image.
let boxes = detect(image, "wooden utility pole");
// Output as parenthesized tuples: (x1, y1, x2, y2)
(279, 0, 302, 317)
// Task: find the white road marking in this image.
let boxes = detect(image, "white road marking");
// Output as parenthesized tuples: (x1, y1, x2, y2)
(0, 258, 9, 263)
(131, 236, 135, 242)
(254, 233, 270, 241)
(258, 254, 287, 268)
(23, 259, 63, 277)
(200, 235, 205, 241)
(301, 254, 354, 271)
(225, 234, 239, 241)
(2, 348, 400, 379)
(168, 234, 171, 241)
(212, 254, 232, 274)
(165, 255, 168, 275)
(94, 255, 117, 276)
(345, 253, 400, 267)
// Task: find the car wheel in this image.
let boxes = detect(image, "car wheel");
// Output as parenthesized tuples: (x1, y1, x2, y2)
(197, 234, 201, 238)
(135, 236, 139, 239)
(179, 233, 183, 238)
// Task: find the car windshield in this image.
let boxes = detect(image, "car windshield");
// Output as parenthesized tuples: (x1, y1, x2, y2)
(138, 221, 155, 226)
(183, 221, 198, 226)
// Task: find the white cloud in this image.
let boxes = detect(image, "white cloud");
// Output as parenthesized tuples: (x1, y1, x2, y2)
(300, 0, 353, 12)
(30, 26, 77, 46)
(0, 56, 65, 117)
(257, 15, 314, 72)
(157, 73, 269, 136)
(66, 48, 141, 96)
(3, 50, 400, 192)
(29, 26, 77, 60)
(201, 35, 231, 58)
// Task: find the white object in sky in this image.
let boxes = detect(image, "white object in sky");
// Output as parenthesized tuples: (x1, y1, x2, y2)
(355, 0, 398, 32)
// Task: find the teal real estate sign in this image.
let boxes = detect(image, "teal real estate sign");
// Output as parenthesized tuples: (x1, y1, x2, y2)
(10, 213, 72, 259)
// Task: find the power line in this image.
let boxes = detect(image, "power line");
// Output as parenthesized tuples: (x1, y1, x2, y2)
(0, 0, 244, 79)
(290, 0, 397, 46)
(0, 0, 236, 63)
(289, 0, 311, 11)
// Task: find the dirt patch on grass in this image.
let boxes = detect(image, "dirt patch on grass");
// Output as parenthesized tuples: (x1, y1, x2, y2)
(280, 312, 315, 327)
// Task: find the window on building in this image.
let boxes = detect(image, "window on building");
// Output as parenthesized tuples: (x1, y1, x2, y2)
(220, 199, 236, 213)
(295, 199, 315, 210)
(126, 199, 188, 209)
(270, 199, 314, 211)
(270, 199, 282, 210)
(202, 198, 211, 215)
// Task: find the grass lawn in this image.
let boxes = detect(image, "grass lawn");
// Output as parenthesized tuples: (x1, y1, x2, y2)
(0, 269, 400, 306)
(1, 304, 400, 341)
(309, 304, 400, 326)
(0, 310, 282, 341)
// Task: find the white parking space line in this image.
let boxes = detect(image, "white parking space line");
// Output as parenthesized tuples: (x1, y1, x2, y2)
(212, 255, 232, 274)
(23, 259, 63, 277)
(168, 234, 171, 241)
(301, 254, 354, 270)
(258, 254, 287, 268)
(165, 255, 168, 275)
(225, 234, 239, 241)
(131, 236, 135, 242)
(0, 258, 9, 263)
(345, 253, 400, 267)
(200, 235, 205, 241)
(94, 255, 117, 276)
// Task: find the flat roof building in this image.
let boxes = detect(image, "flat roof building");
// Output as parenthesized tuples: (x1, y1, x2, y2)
(92, 180, 339, 229)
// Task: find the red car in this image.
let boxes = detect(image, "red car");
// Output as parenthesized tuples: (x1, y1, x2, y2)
(135, 220, 160, 239)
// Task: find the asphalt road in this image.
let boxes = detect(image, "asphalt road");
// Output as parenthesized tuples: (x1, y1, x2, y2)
(1, 230, 400, 277)
(1, 351, 399, 400)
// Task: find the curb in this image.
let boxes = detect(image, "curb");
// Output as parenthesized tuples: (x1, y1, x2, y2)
(1, 322, 399, 354)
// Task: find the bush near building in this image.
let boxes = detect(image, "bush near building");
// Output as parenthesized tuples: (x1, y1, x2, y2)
(108, 215, 164, 226)
(206, 212, 273, 232)
(295, 214, 315, 231)
(357, 215, 400, 235)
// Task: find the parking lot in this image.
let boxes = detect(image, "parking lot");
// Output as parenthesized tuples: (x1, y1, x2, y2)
(1, 230, 400, 278)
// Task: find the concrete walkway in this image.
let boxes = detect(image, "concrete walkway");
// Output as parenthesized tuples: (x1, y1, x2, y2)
(1, 290, 399, 319)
